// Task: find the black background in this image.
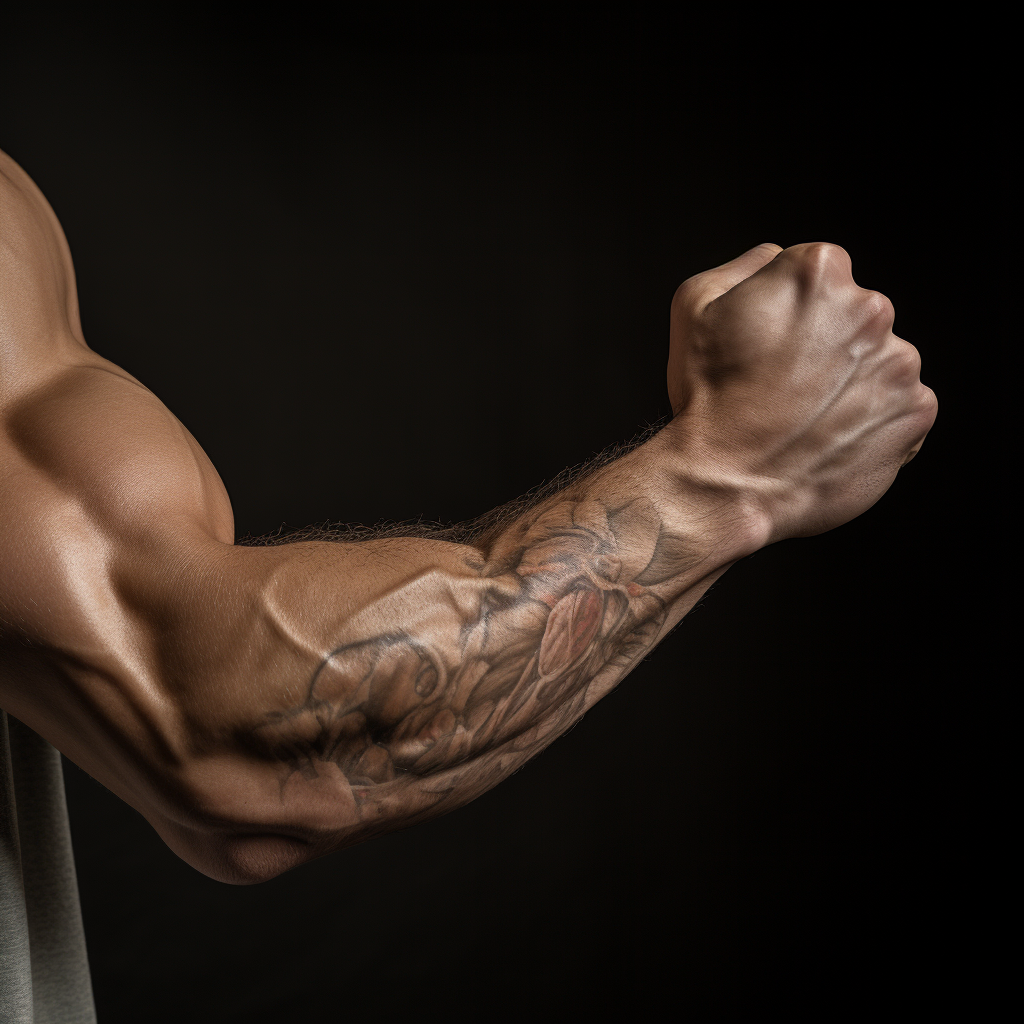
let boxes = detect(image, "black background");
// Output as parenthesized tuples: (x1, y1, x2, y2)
(1, 11, 999, 1024)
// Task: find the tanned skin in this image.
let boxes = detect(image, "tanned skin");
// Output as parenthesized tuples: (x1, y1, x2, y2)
(0, 149, 937, 883)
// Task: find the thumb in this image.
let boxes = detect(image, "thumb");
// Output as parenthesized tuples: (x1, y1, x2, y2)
(685, 242, 783, 311)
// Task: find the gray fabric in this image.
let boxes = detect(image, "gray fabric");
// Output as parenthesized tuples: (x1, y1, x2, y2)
(0, 710, 96, 1024)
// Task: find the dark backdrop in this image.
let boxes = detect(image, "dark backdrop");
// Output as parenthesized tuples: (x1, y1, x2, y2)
(1, 13, 996, 1024)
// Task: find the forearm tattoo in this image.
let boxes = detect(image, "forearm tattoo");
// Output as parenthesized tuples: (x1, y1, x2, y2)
(242, 494, 695, 832)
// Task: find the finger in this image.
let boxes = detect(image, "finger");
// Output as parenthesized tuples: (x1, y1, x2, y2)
(692, 242, 783, 309)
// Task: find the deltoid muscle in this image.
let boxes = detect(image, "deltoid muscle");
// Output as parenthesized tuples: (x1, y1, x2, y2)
(243, 495, 684, 821)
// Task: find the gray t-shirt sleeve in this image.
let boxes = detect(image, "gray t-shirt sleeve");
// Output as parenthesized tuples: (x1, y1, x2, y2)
(1, 710, 97, 1024)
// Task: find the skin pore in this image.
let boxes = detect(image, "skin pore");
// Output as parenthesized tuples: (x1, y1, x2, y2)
(0, 148, 936, 883)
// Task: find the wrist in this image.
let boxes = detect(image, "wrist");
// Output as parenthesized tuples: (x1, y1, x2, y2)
(638, 423, 774, 565)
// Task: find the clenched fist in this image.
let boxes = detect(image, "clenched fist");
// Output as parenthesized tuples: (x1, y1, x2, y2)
(666, 242, 937, 542)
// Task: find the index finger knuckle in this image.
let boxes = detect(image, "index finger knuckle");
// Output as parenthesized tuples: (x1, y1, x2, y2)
(860, 289, 896, 331)
(786, 242, 853, 286)
(672, 274, 707, 314)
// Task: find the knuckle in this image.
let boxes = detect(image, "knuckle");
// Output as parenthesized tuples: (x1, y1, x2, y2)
(903, 343, 923, 379)
(672, 275, 703, 311)
(917, 383, 939, 418)
(789, 242, 852, 284)
(888, 339, 922, 381)
(803, 240, 848, 264)
(861, 289, 896, 329)
(909, 384, 938, 431)
(806, 241, 846, 260)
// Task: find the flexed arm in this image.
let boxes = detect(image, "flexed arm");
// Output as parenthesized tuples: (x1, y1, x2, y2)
(120, 430, 756, 883)
(219, 471, 752, 846)
(0, 149, 935, 883)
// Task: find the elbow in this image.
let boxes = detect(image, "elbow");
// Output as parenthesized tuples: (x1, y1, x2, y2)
(146, 749, 366, 883)
(211, 833, 313, 885)
(151, 814, 315, 885)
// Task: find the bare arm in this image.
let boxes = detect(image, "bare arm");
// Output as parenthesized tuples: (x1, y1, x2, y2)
(0, 150, 936, 883)
(0, 368, 756, 883)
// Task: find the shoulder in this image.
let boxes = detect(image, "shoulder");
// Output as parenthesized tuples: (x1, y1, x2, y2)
(0, 358, 235, 696)
(0, 149, 85, 384)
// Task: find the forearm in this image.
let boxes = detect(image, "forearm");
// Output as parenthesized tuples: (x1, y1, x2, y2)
(162, 424, 764, 879)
